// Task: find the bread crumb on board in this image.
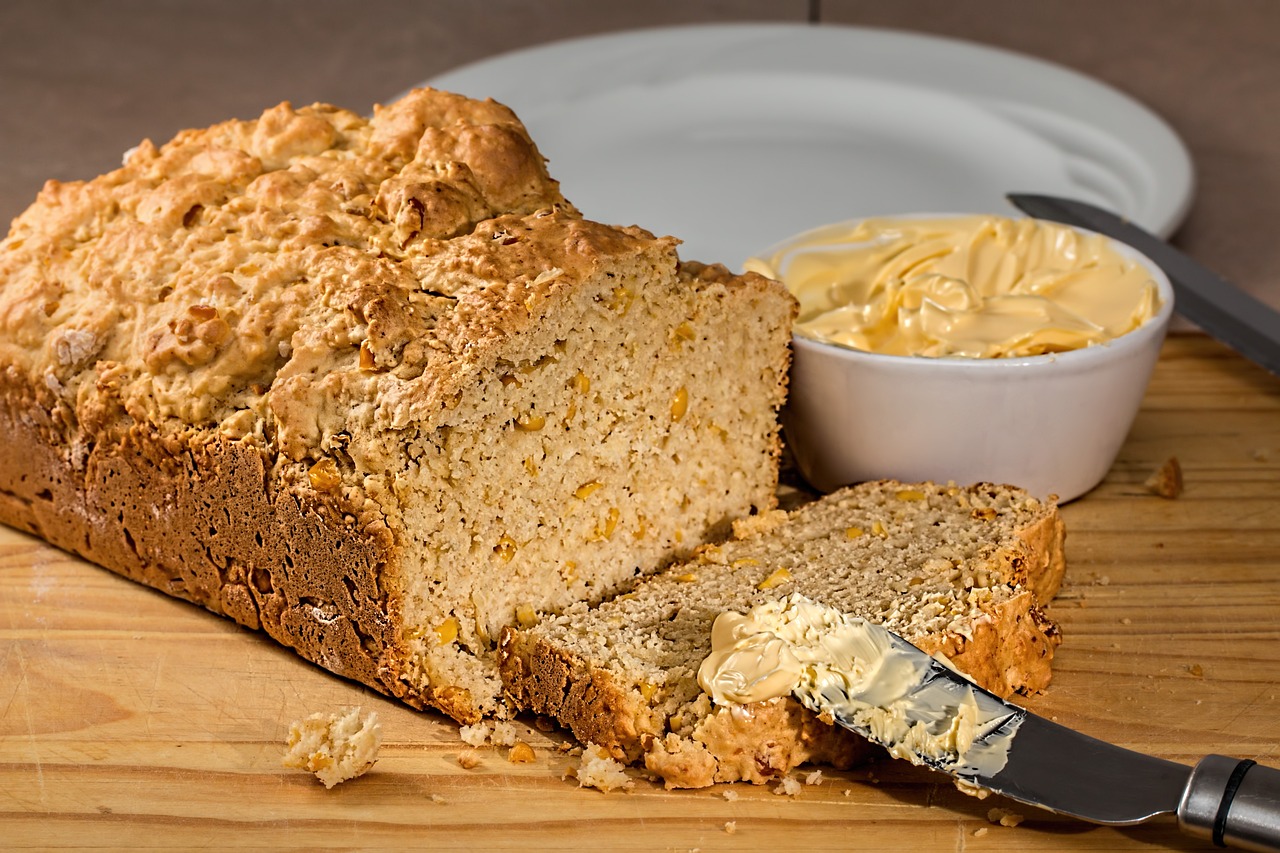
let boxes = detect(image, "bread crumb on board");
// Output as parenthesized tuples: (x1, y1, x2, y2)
(1144, 456, 1184, 498)
(459, 723, 490, 747)
(282, 707, 382, 789)
(724, 821, 738, 835)
(457, 749, 482, 769)
(573, 743, 634, 792)
(987, 807, 1025, 827)
(774, 776, 802, 797)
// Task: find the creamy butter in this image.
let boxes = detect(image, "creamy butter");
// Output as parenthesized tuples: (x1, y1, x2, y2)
(697, 593, 1022, 777)
(744, 215, 1161, 358)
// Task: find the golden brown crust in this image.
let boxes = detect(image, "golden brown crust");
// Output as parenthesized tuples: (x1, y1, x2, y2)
(0, 87, 578, 456)
(498, 628, 653, 759)
(0, 369, 404, 696)
(914, 591, 1060, 696)
(1013, 505, 1068, 601)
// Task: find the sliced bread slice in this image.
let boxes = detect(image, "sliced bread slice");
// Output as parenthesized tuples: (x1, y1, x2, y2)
(499, 480, 1066, 788)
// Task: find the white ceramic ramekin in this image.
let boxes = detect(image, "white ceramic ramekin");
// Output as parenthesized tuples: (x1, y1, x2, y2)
(778, 219, 1175, 502)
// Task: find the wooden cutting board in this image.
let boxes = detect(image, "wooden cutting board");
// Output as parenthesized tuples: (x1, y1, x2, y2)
(2, 333, 1278, 852)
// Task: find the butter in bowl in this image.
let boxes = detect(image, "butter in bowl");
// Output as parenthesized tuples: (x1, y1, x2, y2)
(747, 214, 1175, 502)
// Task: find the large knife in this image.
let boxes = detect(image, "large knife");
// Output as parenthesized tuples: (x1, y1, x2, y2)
(804, 628, 1280, 851)
(1007, 193, 1280, 377)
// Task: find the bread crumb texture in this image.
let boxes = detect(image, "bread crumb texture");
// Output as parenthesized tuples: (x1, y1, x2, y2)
(774, 776, 802, 797)
(575, 743, 634, 792)
(500, 480, 1066, 788)
(987, 807, 1025, 827)
(0, 87, 796, 724)
(1144, 455, 1184, 498)
(282, 707, 382, 788)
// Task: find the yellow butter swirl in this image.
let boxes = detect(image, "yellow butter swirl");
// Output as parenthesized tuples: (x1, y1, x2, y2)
(745, 215, 1161, 358)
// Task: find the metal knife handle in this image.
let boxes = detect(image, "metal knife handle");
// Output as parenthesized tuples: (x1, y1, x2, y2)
(1178, 755, 1280, 851)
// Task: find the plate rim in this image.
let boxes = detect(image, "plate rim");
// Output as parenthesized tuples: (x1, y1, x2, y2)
(423, 21, 1195, 240)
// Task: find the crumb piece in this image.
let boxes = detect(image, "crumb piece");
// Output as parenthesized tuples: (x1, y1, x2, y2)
(722, 789, 740, 802)
(803, 769, 824, 786)
(576, 743, 633, 792)
(731, 509, 787, 540)
(1121, 617, 1133, 625)
(282, 707, 382, 789)
(973, 827, 989, 837)
(842, 789, 852, 797)
(954, 778, 992, 799)
(534, 715, 557, 732)
(1187, 663, 1205, 677)
(774, 776, 802, 797)
(724, 821, 737, 835)
(460, 720, 521, 748)
(459, 722, 492, 747)
(1097, 575, 1110, 586)
(988, 807, 1025, 827)
(508, 741, 536, 763)
(457, 750, 482, 769)
(817, 710, 834, 725)
(430, 793, 446, 804)
(1144, 456, 1184, 498)
(490, 720, 520, 747)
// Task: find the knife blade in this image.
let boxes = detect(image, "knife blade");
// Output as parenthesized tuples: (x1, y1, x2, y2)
(1007, 193, 1280, 377)
(804, 629, 1280, 851)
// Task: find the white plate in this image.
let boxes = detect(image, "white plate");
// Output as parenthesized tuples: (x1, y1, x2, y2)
(426, 23, 1194, 269)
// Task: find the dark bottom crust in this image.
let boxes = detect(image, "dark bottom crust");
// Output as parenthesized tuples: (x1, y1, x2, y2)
(498, 628, 651, 756)
(0, 374, 406, 702)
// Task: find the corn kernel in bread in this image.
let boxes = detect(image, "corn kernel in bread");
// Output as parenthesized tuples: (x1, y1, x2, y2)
(0, 88, 796, 723)
(500, 481, 1065, 788)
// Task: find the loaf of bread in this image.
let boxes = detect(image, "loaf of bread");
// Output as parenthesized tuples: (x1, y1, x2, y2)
(500, 481, 1066, 788)
(0, 88, 796, 722)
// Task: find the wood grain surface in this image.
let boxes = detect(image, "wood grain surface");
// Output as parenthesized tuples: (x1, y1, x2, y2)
(2, 333, 1278, 852)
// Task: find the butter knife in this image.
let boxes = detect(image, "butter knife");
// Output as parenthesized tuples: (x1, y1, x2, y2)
(1007, 193, 1280, 377)
(805, 629, 1280, 851)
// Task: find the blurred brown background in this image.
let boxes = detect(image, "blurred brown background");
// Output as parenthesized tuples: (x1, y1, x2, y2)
(2, 0, 1277, 311)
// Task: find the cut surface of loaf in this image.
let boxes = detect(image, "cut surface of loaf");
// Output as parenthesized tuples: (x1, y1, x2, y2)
(0, 88, 796, 722)
(500, 480, 1066, 788)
